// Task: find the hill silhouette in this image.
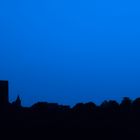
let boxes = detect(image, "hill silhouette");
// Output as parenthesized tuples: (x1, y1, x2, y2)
(0, 80, 140, 140)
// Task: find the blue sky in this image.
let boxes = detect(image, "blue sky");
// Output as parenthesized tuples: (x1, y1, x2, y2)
(0, 0, 140, 106)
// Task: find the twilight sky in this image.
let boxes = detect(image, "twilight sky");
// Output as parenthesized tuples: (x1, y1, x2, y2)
(0, 0, 140, 106)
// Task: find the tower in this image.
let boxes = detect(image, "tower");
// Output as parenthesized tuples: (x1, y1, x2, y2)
(12, 95, 21, 107)
(0, 80, 9, 106)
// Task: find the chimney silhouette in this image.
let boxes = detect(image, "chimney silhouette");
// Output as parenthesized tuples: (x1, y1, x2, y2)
(0, 80, 9, 106)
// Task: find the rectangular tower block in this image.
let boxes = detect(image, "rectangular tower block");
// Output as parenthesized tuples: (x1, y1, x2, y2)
(0, 80, 9, 105)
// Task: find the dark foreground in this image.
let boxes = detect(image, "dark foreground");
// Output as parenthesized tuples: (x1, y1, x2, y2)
(1, 97, 140, 140)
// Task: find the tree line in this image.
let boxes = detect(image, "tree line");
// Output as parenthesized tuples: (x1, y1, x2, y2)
(0, 97, 140, 140)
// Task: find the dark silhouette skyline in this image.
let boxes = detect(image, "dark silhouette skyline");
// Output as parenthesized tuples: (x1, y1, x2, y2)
(1, 80, 140, 139)
(1, 0, 140, 139)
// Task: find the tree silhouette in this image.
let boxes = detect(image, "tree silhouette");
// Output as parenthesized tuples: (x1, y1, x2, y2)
(132, 98, 140, 112)
(120, 97, 132, 112)
(100, 100, 119, 112)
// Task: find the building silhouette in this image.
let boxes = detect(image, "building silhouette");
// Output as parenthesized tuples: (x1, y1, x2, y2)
(0, 80, 9, 107)
(12, 95, 21, 107)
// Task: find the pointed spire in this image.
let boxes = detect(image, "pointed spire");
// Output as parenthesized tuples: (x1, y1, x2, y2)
(12, 95, 21, 107)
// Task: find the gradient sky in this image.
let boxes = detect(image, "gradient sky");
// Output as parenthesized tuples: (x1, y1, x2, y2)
(0, 0, 140, 106)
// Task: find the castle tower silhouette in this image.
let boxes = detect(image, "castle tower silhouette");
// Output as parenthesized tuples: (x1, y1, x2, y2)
(0, 80, 9, 106)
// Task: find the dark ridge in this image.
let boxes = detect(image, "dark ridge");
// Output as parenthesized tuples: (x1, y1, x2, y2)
(0, 80, 140, 140)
